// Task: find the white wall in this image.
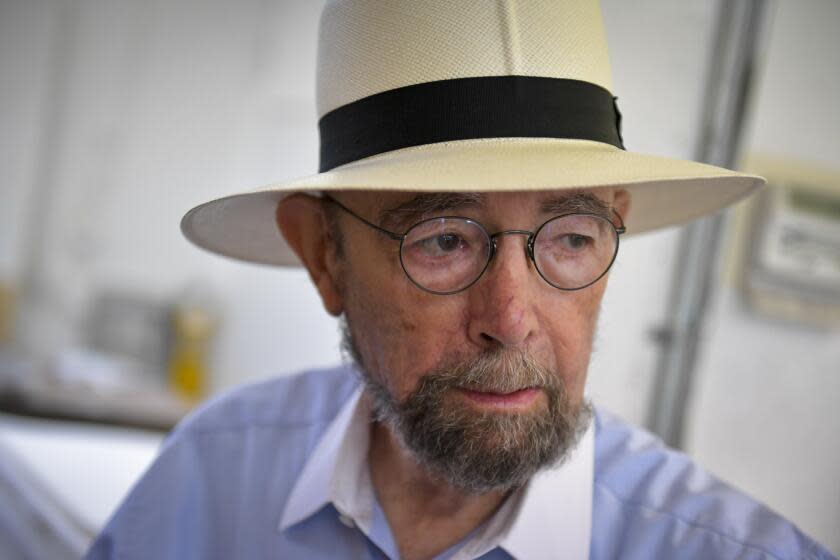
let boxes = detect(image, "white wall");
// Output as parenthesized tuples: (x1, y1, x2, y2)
(2, 0, 342, 377)
(0, 0, 58, 276)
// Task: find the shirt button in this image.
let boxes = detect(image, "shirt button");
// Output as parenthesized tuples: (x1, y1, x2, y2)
(337, 512, 355, 528)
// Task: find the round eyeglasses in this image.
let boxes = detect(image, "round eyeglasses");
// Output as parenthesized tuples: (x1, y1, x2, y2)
(323, 196, 626, 295)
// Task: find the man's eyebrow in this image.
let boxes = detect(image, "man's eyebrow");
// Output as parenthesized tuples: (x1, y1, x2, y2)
(540, 192, 611, 218)
(379, 192, 485, 230)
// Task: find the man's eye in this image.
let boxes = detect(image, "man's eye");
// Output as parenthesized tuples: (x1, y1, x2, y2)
(436, 233, 461, 252)
(419, 233, 464, 255)
(557, 234, 592, 251)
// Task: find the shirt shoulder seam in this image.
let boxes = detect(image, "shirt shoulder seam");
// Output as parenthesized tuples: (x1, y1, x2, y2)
(594, 480, 799, 560)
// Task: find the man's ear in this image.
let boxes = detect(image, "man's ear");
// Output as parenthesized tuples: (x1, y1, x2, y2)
(276, 194, 344, 316)
(613, 188, 632, 223)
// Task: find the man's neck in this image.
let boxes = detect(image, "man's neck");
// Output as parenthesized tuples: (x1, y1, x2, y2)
(368, 420, 509, 560)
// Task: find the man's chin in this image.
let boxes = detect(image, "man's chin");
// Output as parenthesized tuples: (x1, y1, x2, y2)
(411, 404, 589, 494)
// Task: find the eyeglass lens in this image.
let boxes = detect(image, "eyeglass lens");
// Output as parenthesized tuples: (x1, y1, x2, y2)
(400, 215, 618, 294)
(401, 218, 492, 294)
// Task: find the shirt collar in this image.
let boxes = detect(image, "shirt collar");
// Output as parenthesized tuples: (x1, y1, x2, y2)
(497, 420, 594, 559)
(278, 386, 374, 532)
(278, 386, 594, 560)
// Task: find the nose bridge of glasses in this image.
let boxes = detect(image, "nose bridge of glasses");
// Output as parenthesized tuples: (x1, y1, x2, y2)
(488, 230, 536, 259)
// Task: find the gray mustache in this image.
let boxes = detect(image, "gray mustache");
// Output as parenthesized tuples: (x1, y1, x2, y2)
(409, 349, 561, 401)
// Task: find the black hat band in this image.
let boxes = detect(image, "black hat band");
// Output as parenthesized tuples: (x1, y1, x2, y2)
(318, 75, 624, 173)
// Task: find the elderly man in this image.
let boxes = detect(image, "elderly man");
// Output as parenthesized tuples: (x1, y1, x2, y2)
(88, 1, 832, 559)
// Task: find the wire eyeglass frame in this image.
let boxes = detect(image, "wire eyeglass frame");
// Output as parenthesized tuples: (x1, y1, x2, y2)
(322, 195, 626, 295)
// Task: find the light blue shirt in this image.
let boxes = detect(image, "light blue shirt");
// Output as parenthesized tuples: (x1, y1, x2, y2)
(86, 366, 834, 559)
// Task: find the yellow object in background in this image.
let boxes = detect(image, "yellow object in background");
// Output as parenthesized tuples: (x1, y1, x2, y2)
(0, 280, 15, 346)
(168, 305, 216, 401)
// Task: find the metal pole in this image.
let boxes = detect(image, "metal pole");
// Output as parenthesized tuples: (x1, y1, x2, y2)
(647, 0, 772, 447)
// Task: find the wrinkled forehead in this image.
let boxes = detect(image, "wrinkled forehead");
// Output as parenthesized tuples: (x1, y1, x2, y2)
(336, 189, 616, 230)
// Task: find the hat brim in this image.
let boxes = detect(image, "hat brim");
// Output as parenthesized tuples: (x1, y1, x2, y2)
(181, 138, 764, 266)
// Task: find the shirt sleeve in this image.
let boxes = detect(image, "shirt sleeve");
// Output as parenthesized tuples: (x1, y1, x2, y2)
(84, 429, 214, 560)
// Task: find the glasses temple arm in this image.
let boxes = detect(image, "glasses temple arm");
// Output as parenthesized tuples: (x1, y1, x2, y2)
(321, 195, 404, 240)
(611, 208, 627, 235)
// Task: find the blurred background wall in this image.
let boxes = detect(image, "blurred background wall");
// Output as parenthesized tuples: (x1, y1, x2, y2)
(0, 0, 837, 556)
(684, 0, 840, 546)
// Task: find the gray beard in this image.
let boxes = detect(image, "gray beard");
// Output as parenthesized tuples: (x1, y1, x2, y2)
(340, 317, 592, 495)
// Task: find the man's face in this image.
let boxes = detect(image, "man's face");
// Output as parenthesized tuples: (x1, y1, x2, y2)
(321, 189, 627, 491)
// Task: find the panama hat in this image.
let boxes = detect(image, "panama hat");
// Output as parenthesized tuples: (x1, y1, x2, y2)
(181, 0, 764, 266)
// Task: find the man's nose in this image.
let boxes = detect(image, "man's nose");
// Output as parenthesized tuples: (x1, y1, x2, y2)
(466, 233, 538, 348)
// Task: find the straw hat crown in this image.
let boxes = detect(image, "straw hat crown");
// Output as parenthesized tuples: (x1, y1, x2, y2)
(316, 0, 613, 116)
